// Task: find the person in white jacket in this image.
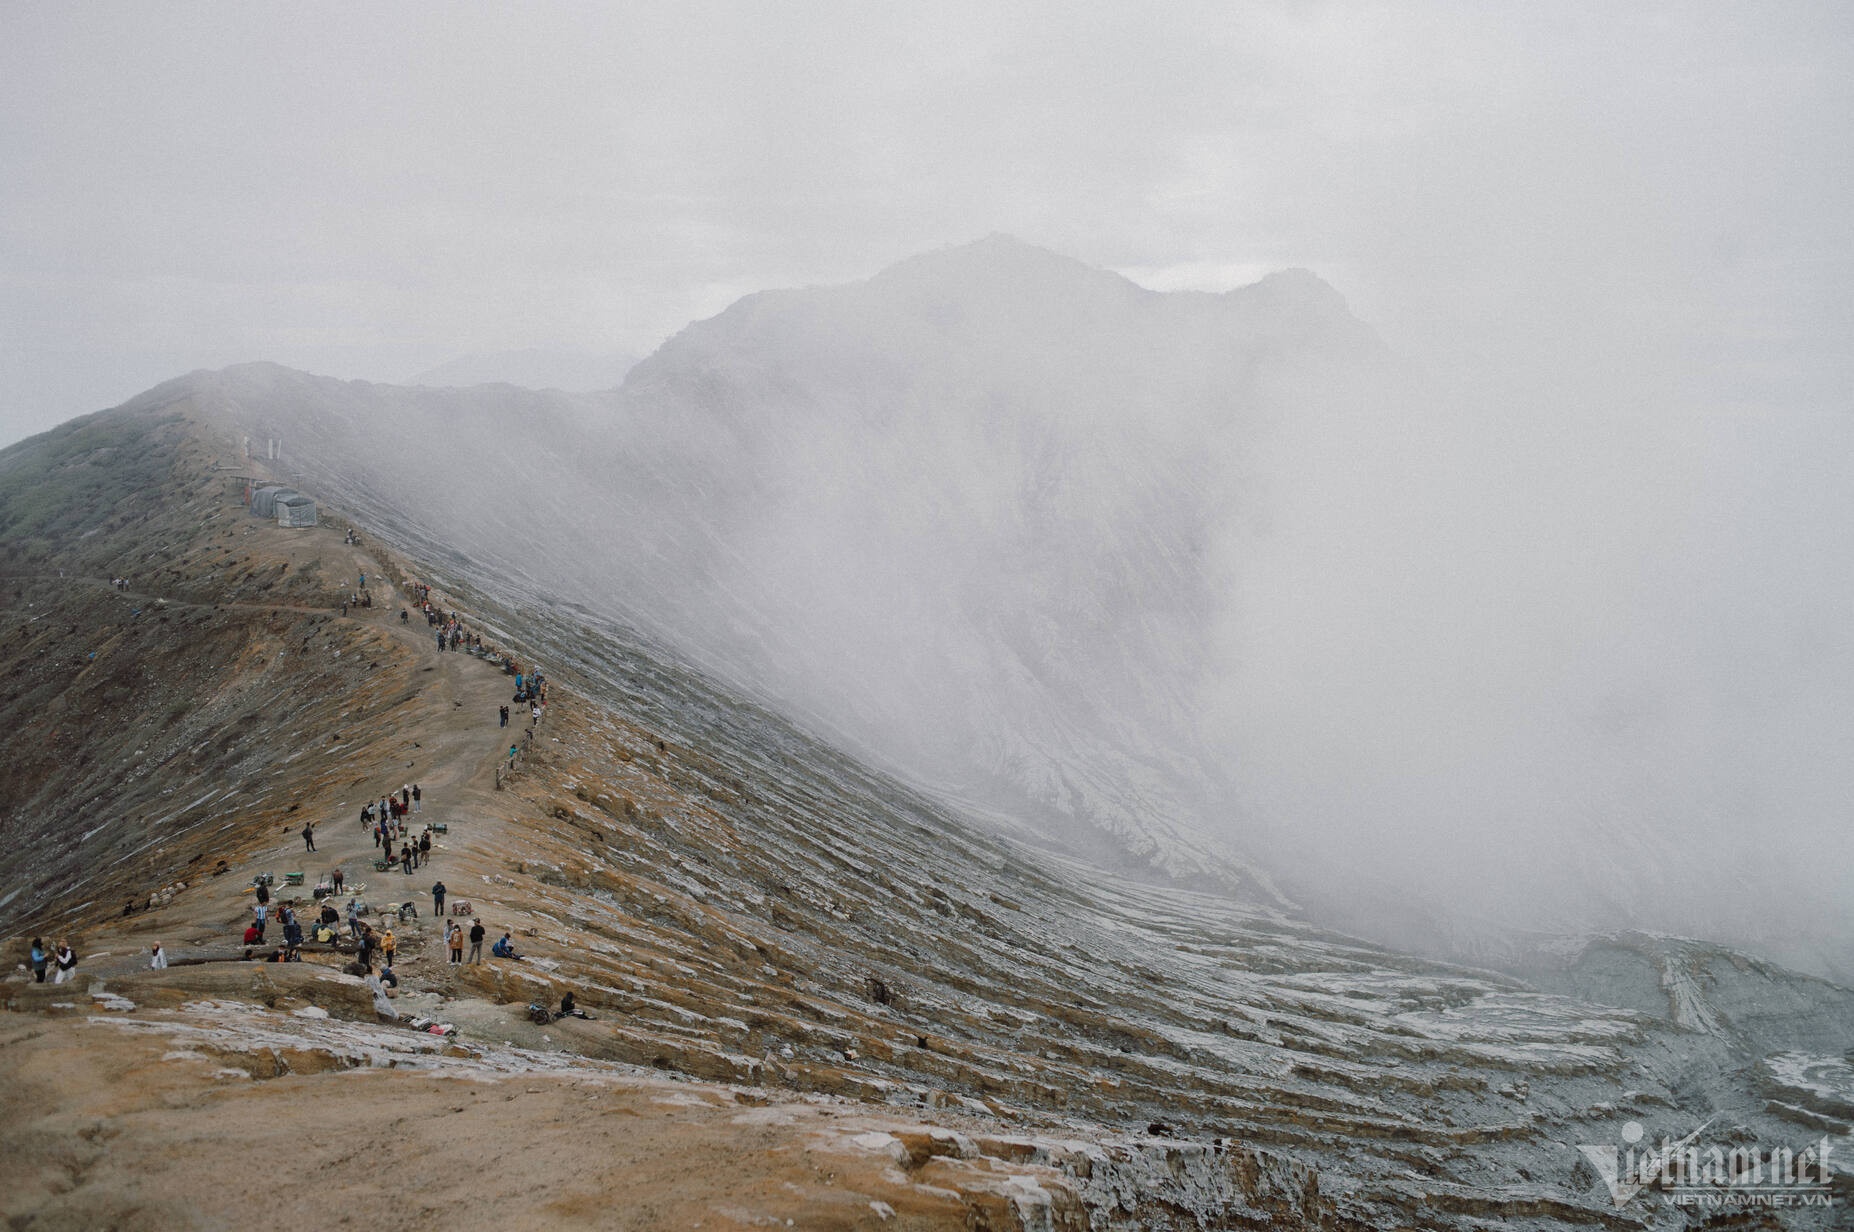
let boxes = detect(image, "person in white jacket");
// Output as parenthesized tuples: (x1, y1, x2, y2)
(150, 943, 168, 969)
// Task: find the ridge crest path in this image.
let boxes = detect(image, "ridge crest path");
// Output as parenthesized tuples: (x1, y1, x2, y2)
(60, 529, 535, 981)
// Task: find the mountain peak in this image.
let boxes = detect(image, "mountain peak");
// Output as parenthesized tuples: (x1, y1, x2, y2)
(867, 234, 1140, 301)
(1240, 265, 1352, 313)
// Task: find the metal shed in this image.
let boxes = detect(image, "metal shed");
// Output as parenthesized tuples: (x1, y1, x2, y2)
(276, 494, 317, 528)
(249, 486, 297, 518)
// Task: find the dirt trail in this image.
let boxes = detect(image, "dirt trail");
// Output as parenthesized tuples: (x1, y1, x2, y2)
(2, 525, 1082, 1231)
(300, 561, 534, 949)
(62, 529, 536, 982)
(0, 1009, 1046, 1232)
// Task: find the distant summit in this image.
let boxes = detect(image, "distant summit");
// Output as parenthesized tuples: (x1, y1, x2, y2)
(869, 233, 1146, 298)
(627, 236, 1377, 412)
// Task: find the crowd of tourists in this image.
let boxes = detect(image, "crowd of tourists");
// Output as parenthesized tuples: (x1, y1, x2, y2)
(20, 557, 582, 1017)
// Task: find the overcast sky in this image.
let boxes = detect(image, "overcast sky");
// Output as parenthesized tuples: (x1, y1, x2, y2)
(2, 2, 1848, 445)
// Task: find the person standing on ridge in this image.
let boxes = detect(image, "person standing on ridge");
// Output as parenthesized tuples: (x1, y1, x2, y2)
(412, 784, 421, 813)
(432, 879, 447, 916)
(467, 919, 485, 963)
(29, 938, 47, 983)
(302, 821, 316, 853)
(53, 941, 76, 984)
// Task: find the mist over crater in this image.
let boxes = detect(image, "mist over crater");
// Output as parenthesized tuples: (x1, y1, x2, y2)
(167, 236, 1854, 979)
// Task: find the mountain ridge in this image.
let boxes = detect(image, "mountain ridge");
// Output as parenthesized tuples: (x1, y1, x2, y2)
(4, 398, 1851, 1229)
(23, 237, 1838, 984)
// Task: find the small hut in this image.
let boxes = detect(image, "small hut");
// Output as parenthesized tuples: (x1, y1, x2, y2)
(276, 494, 318, 528)
(249, 486, 297, 518)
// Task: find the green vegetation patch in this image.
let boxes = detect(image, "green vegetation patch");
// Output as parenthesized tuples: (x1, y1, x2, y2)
(0, 410, 186, 546)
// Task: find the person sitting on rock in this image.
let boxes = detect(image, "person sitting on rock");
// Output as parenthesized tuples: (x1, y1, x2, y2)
(491, 932, 521, 960)
(559, 992, 590, 1020)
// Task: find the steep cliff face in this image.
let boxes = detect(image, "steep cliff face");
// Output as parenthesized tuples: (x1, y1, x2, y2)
(595, 237, 1384, 895)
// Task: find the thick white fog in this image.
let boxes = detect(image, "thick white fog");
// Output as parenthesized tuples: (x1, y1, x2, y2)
(1212, 331, 1854, 972)
(5, 6, 1852, 973)
(608, 244, 1854, 976)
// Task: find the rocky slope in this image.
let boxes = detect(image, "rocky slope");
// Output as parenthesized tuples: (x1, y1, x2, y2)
(3, 398, 1850, 1229)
